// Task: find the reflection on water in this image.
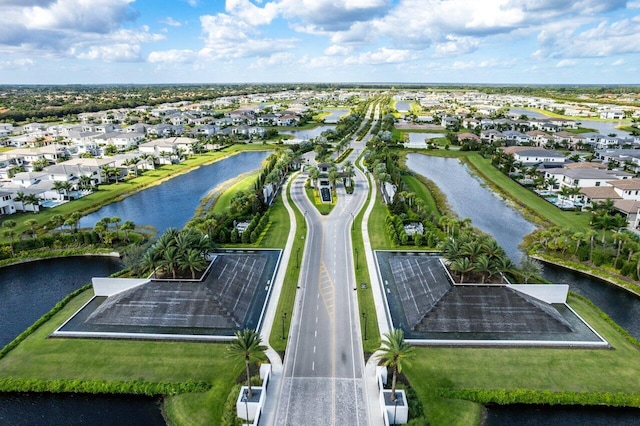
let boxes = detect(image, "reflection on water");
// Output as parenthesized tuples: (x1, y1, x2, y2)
(405, 153, 537, 263)
(79, 151, 269, 234)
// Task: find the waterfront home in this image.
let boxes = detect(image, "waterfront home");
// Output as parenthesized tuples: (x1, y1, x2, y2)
(545, 166, 632, 191)
(0, 190, 16, 215)
(503, 146, 566, 166)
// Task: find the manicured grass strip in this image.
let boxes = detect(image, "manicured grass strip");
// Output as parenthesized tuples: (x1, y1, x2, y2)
(438, 389, 640, 407)
(268, 178, 305, 352)
(353, 167, 381, 354)
(210, 172, 259, 215)
(368, 187, 391, 250)
(404, 294, 640, 425)
(401, 174, 441, 220)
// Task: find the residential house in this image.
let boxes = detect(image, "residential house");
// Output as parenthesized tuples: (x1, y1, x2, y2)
(0, 191, 16, 215)
(503, 146, 565, 166)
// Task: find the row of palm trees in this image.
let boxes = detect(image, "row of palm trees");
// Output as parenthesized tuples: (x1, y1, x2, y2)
(141, 227, 213, 279)
(439, 231, 515, 284)
(305, 160, 356, 191)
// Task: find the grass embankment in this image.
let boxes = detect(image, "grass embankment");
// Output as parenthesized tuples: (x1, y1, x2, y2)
(0, 144, 271, 242)
(406, 295, 640, 425)
(353, 165, 381, 354)
(0, 290, 243, 425)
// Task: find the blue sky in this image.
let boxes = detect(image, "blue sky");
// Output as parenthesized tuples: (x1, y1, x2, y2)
(1, 0, 639, 85)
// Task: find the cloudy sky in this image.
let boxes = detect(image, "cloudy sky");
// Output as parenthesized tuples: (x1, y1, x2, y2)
(1, 0, 639, 85)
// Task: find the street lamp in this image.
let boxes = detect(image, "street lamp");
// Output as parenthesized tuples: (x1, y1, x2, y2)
(362, 312, 367, 341)
(242, 388, 249, 424)
(281, 312, 287, 340)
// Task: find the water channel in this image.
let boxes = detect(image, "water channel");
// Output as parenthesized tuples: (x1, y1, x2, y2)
(79, 151, 270, 234)
(406, 152, 640, 423)
(509, 108, 631, 137)
(405, 153, 537, 263)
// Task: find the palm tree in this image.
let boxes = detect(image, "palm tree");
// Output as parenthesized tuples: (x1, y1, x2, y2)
(111, 216, 121, 239)
(450, 257, 473, 283)
(519, 255, 543, 284)
(178, 248, 207, 279)
(49, 214, 64, 230)
(307, 165, 320, 190)
(13, 191, 27, 211)
(2, 220, 17, 255)
(25, 219, 38, 238)
(78, 175, 93, 191)
(23, 194, 40, 213)
(378, 329, 414, 402)
(120, 220, 135, 242)
(162, 246, 179, 279)
(227, 329, 267, 398)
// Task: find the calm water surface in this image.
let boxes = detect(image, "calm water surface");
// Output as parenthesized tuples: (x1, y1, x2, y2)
(79, 151, 269, 234)
(279, 125, 335, 139)
(0, 256, 122, 347)
(405, 153, 537, 262)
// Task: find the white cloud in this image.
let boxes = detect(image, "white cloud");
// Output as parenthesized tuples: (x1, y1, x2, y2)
(450, 58, 516, 70)
(433, 36, 479, 56)
(536, 17, 640, 59)
(612, 58, 625, 66)
(629, 0, 640, 8)
(226, 0, 279, 26)
(249, 52, 297, 69)
(278, 0, 390, 32)
(344, 47, 413, 65)
(160, 17, 182, 27)
(24, 0, 137, 33)
(324, 44, 352, 56)
(556, 59, 576, 67)
(148, 49, 197, 63)
(199, 13, 297, 60)
(76, 43, 140, 62)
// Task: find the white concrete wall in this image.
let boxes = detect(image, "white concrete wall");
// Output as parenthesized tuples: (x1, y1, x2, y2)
(508, 284, 568, 303)
(92, 277, 149, 296)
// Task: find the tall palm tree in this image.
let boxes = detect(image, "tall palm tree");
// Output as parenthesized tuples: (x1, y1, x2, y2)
(25, 219, 38, 238)
(227, 329, 267, 398)
(450, 257, 473, 283)
(178, 248, 207, 279)
(78, 175, 93, 191)
(378, 329, 414, 402)
(307, 165, 320, 190)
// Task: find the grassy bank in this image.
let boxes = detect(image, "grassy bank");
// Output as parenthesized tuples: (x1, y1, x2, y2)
(0, 289, 242, 425)
(405, 294, 640, 425)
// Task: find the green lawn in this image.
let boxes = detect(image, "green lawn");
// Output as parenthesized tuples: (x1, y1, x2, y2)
(352, 168, 381, 354)
(0, 289, 242, 425)
(406, 295, 640, 425)
(210, 172, 259, 215)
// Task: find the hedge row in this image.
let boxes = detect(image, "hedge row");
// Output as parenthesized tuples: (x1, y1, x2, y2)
(438, 388, 640, 407)
(0, 377, 210, 396)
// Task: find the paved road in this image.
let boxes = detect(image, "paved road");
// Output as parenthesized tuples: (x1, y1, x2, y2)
(275, 154, 369, 424)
